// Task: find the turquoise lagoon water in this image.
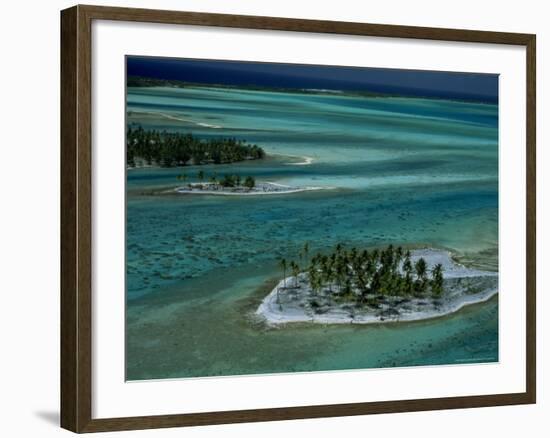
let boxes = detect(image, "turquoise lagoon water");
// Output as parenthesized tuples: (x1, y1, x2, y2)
(125, 86, 499, 380)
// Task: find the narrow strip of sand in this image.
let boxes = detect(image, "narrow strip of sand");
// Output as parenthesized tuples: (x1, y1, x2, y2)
(267, 152, 315, 166)
(131, 110, 222, 129)
(175, 181, 328, 196)
(286, 156, 314, 166)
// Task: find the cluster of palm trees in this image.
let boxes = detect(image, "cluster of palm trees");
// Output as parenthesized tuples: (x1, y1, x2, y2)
(219, 174, 256, 189)
(279, 243, 444, 303)
(176, 170, 256, 189)
(127, 125, 265, 167)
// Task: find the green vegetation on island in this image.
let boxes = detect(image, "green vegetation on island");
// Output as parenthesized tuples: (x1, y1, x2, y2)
(127, 76, 189, 88)
(172, 169, 321, 196)
(176, 171, 256, 189)
(127, 76, 392, 98)
(279, 243, 444, 306)
(127, 125, 265, 168)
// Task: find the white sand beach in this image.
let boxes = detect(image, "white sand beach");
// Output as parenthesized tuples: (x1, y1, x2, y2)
(132, 109, 223, 129)
(268, 152, 315, 166)
(286, 155, 314, 166)
(256, 249, 498, 326)
(175, 181, 327, 196)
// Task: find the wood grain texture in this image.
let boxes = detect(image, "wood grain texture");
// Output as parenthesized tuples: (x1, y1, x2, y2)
(60, 5, 78, 432)
(78, 4, 534, 44)
(61, 5, 94, 432)
(81, 393, 534, 433)
(525, 34, 536, 404)
(60, 4, 537, 433)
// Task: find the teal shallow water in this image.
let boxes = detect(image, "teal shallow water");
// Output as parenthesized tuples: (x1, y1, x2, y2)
(126, 86, 498, 380)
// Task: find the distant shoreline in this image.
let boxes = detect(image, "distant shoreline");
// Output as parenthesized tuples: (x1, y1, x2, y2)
(256, 248, 498, 326)
(127, 76, 498, 105)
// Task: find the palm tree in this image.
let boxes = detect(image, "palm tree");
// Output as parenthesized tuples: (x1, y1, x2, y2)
(349, 247, 358, 263)
(402, 253, 413, 295)
(352, 257, 367, 298)
(431, 263, 444, 297)
(335, 257, 346, 294)
(277, 258, 288, 305)
(298, 242, 309, 271)
(290, 261, 300, 287)
(308, 257, 321, 294)
(414, 258, 428, 295)
(301, 242, 310, 263)
(278, 258, 288, 288)
(244, 175, 255, 189)
(395, 246, 403, 272)
(378, 244, 392, 274)
(364, 256, 376, 295)
(370, 270, 381, 297)
(371, 248, 380, 266)
(343, 277, 353, 297)
(386, 244, 394, 267)
(321, 256, 333, 293)
(221, 174, 236, 187)
(379, 271, 391, 296)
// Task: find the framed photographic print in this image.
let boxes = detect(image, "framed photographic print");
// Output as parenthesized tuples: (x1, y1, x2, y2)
(60, 4, 536, 433)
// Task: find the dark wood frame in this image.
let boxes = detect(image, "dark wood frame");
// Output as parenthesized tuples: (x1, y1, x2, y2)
(61, 4, 536, 433)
